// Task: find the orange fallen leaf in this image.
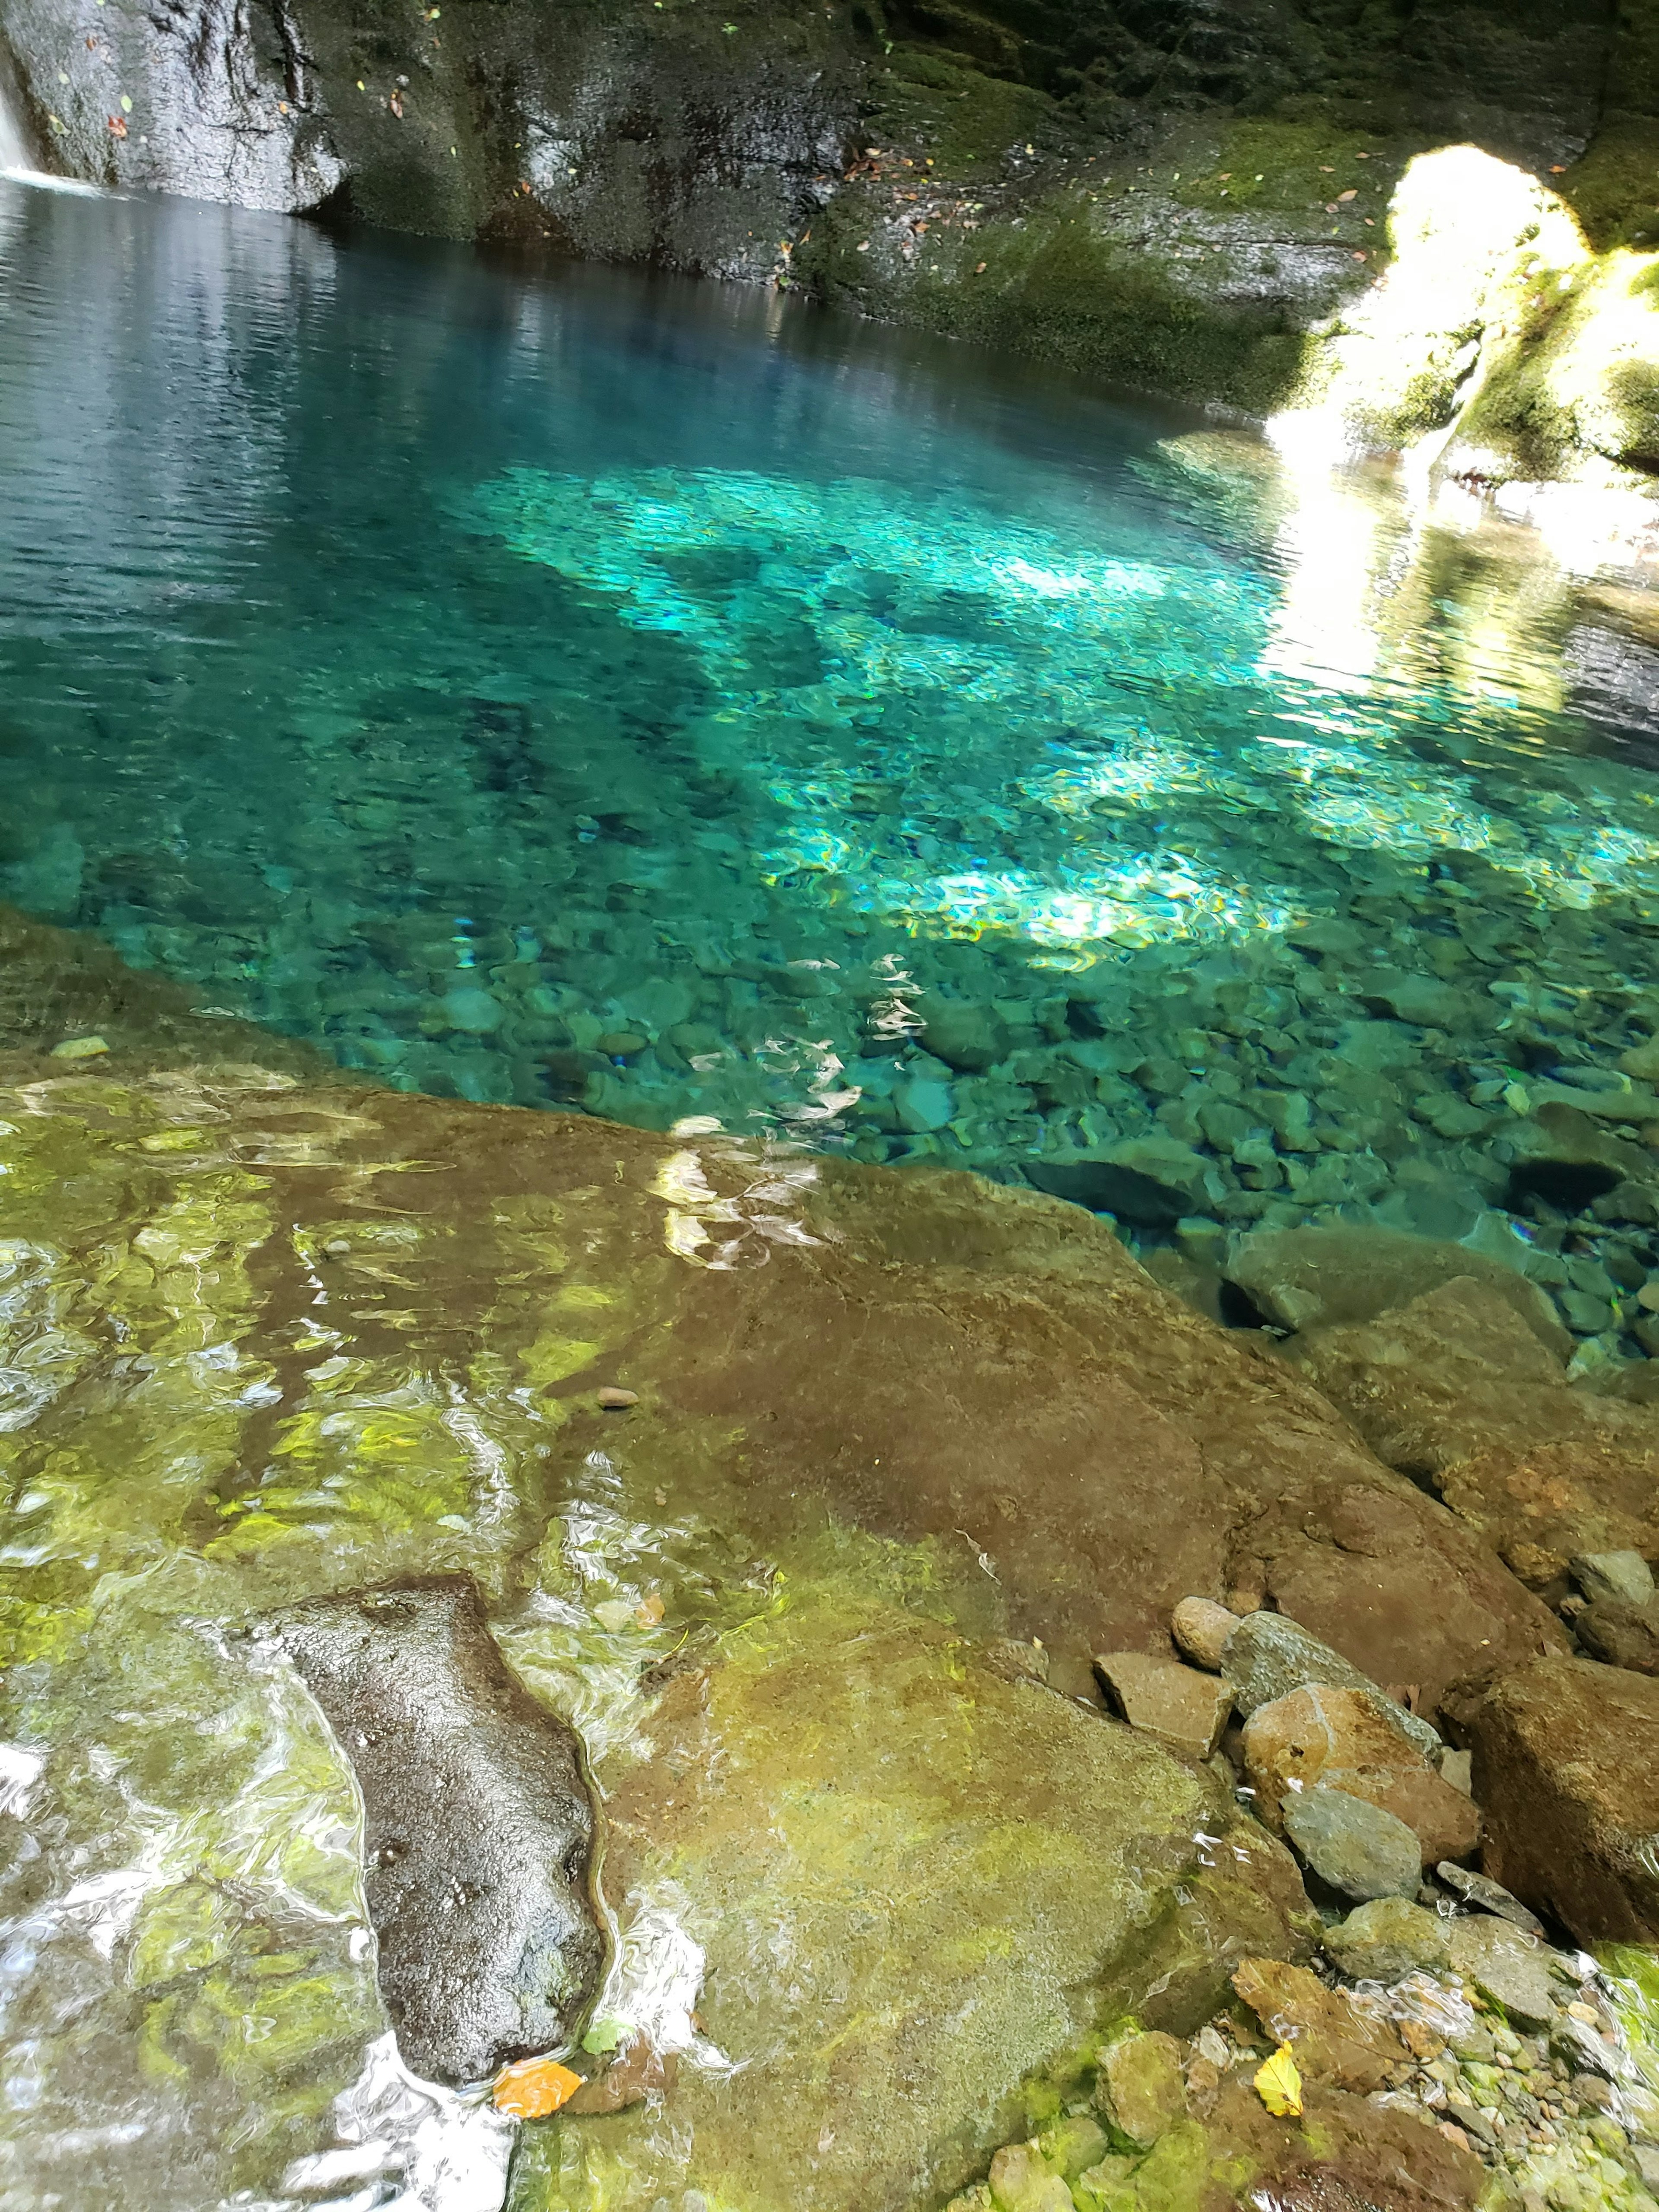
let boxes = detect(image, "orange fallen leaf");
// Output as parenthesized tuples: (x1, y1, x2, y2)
(107, 114, 127, 137)
(1337, 188, 1357, 201)
(635, 1592, 666, 1627)
(493, 2055, 583, 2119)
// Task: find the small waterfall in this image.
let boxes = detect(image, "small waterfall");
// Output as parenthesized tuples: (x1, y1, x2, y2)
(0, 72, 31, 173)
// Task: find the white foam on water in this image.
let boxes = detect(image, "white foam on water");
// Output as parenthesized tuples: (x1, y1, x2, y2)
(281, 2033, 516, 2212)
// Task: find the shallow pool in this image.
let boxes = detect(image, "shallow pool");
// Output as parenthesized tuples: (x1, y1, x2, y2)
(5, 180, 1659, 1352)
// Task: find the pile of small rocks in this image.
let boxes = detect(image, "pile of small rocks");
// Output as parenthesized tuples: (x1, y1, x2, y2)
(946, 1596, 1659, 2211)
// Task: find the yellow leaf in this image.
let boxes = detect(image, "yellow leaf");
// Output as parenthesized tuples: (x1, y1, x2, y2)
(1255, 2043, 1303, 2117)
(493, 2055, 583, 2119)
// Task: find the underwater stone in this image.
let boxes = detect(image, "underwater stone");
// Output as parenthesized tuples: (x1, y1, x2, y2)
(1094, 1651, 1232, 1758)
(1320, 1896, 1451, 1982)
(273, 1575, 604, 2085)
(1444, 1653, 1659, 1945)
(917, 996, 1011, 1074)
(437, 985, 505, 1035)
(1027, 1136, 1220, 1225)
(1242, 1685, 1479, 1864)
(1223, 1223, 1571, 1356)
(1171, 1595, 1239, 1671)
(1280, 1784, 1422, 1903)
(1444, 1916, 1561, 2031)
(1221, 1613, 1442, 1763)
(1433, 1861, 1545, 1939)
(1096, 2031, 1187, 2150)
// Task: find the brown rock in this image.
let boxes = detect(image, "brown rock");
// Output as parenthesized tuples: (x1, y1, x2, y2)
(1443, 1653, 1659, 1942)
(1186, 2073, 1487, 2212)
(1287, 1276, 1659, 1592)
(1220, 1224, 1571, 1354)
(1242, 1686, 1481, 1863)
(1230, 1957, 1408, 2092)
(597, 1385, 639, 1409)
(1172, 1595, 1239, 1670)
(1094, 1652, 1233, 1758)
(563, 2035, 677, 2114)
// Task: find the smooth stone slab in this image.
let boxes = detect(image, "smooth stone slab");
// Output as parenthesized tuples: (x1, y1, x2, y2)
(273, 1575, 604, 2085)
(1094, 1651, 1233, 1758)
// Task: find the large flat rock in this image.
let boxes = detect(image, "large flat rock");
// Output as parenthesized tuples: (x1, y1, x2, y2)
(509, 1590, 1312, 2212)
(0, 1059, 1560, 2204)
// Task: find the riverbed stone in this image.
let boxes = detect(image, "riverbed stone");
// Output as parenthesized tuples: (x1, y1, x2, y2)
(1570, 1549, 1656, 1606)
(1321, 1897, 1451, 1983)
(1026, 1135, 1222, 1224)
(1444, 1917, 1561, 2031)
(1222, 1615, 1442, 1763)
(1171, 1595, 1239, 1671)
(1096, 2031, 1187, 2151)
(1221, 1223, 1571, 1353)
(1242, 1686, 1478, 1863)
(271, 1576, 606, 2085)
(1095, 1651, 1233, 1758)
(512, 1589, 1312, 2212)
(1230, 1956, 1408, 2091)
(1576, 1595, 1659, 1674)
(1443, 1654, 1659, 1944)
(1281, 1785, 1423, 1902)
(1433, 1862, 1545, 1939)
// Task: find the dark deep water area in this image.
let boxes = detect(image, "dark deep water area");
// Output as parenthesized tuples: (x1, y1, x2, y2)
(6, 180, 1659, 1357)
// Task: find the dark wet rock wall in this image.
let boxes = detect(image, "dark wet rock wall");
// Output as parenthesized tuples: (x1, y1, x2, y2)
(2, 0, 1654, 455)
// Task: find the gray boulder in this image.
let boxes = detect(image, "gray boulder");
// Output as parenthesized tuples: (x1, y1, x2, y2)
(1570, 1549, 1655, 1607)
(1281, 1784, 1422, 1903)
(273, 1575, 605, 2085)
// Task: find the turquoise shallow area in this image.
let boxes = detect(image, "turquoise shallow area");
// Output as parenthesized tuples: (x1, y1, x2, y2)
(6, 183, 1659, 1351)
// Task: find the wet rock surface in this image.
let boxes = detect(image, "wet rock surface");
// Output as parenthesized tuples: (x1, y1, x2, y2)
(272, 1576, 605, 2085)
(1445, 1654, 1659, 1945)
(0, 1042, 1654, 2208)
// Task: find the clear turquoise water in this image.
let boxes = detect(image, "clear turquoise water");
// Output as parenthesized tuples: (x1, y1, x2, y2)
(6, 181, 1659, 1349)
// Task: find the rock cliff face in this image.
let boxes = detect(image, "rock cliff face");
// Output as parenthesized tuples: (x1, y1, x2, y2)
(1, 0, 1656, 481)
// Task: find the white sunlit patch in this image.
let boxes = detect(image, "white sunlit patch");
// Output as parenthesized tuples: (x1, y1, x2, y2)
(472, 458, 1659, 961)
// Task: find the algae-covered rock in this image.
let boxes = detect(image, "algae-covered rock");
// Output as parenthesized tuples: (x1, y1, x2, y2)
(1096, 2030, 1187, 2151)
(0, 1059, 1557, 2206)
(1322, 1897, 1451, 1984)
(509, 1589, 1306, 2212)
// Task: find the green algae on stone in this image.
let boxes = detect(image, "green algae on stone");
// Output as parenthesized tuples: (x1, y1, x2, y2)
(506, 1586, 1309, 2212)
